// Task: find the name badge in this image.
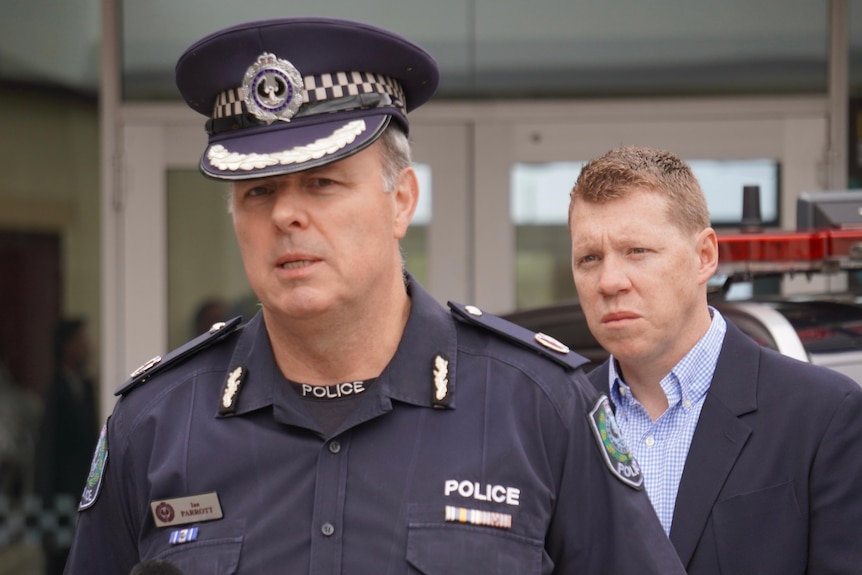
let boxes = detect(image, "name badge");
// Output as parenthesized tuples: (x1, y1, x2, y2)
(150, 492, 223, 528)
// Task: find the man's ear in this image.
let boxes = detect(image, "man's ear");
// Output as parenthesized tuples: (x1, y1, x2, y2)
(393, 167, 419, 240)
(695, 227, 719, 286)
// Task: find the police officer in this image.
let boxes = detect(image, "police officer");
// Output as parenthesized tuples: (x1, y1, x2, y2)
(63, 18, 685, 574)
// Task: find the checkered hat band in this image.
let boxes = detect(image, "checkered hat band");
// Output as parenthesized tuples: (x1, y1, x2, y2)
(213, 71, 406, 119)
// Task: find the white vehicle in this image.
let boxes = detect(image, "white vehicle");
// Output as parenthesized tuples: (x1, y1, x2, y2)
(708, 296, 862, 384)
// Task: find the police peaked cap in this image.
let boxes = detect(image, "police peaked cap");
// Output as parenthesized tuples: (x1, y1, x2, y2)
(175, 17, 440, 180)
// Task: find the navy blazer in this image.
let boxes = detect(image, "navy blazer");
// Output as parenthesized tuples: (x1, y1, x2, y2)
(589, 320, 862, 574)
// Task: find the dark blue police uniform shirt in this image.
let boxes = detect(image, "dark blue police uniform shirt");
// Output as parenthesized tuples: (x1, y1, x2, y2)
(64, 278, 684, 574)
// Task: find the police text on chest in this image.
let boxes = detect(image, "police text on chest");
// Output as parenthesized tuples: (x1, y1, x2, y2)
(444, 480, 520, 506)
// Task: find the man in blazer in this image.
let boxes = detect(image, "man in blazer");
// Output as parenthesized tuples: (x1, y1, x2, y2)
(569, 145, 862, 574)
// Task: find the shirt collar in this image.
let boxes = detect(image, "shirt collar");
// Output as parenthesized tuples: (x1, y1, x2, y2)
(608, 307, 727, 409)
(382, 274, 458, 408)
(220, 273, 458, 420)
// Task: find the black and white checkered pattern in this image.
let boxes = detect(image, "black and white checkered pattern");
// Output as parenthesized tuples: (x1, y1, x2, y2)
(214, 89, 246, 118)
(213, 70, 406, 119)
(0, 494, 77, 546)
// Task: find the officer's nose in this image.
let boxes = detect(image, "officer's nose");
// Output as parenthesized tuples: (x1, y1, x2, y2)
(596, 255, 632, 296)
(271, 189, 309, 232)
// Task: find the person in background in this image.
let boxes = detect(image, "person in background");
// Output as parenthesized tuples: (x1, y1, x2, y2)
(62, 18, 684, 574)
(569, 145, 862, 574)
(192, 297, 232, 336)
(36, 318, 98, 574)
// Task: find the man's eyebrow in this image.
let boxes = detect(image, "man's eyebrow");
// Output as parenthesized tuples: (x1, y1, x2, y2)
(235, 176, 271, 187)
(302, 167, 328, 176)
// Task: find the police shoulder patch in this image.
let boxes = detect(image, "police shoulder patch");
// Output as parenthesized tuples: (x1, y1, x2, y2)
(447, 301, 589, 371)
(587, 395, 643, 489)
(79, 422, 109, 510)
(115, 316, 243, 397)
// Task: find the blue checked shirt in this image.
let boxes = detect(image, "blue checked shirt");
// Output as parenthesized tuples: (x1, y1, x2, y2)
(606, 308, 726, 535)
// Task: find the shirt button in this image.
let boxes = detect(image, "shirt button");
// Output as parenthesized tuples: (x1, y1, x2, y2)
(321, 523, 335, 537)
(683, 399, 692, 409)
(328, 441, 341, 454)
(645, 436, 655, 447)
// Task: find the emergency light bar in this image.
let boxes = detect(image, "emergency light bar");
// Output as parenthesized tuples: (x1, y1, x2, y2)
(716, 229, 862, 278)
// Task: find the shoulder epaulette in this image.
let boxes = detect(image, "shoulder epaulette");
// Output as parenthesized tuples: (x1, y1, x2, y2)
(115, 316, 244, 397)
(448, 302, 589, 371)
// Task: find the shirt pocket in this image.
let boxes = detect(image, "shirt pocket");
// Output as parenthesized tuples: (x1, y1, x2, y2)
(406, 507, 543, 574)
(153, 518, 245, 574)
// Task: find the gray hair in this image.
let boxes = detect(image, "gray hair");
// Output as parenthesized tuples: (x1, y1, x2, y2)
(377, 124, 413, 192)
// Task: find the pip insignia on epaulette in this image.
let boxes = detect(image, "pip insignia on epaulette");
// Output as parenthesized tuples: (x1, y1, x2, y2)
(116, 316, 244, 397)
(448, 302, 589, 371)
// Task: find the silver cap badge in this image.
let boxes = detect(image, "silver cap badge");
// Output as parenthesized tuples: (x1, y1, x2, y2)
(242, 53, 304, 124)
